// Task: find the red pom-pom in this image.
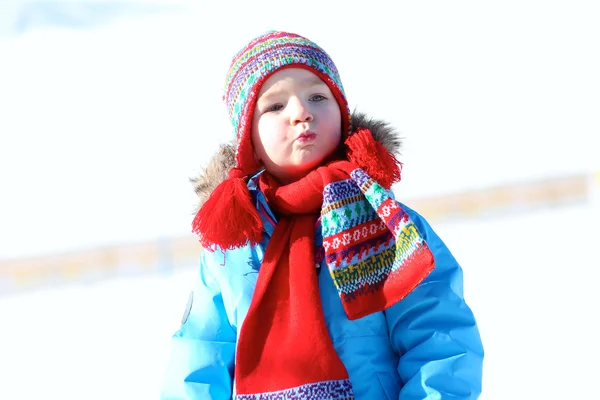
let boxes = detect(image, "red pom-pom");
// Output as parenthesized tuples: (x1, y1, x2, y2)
(346, 128, 402, 189)
(191, 176, 263, 251)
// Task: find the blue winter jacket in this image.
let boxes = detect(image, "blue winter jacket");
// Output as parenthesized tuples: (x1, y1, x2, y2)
(161, 172, 484, 400)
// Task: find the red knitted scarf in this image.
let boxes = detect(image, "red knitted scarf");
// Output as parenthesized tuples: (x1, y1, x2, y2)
(193, 130, 435, 399)
(235, 164, 356, 399)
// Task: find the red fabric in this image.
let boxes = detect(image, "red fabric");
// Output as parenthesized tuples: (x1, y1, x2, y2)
(346, 128, 402, 189)
(191, 129, 396, 252)
(191, 168, 263, 251)
(193, 129, 404, 394)
(235, 165, 353, 395)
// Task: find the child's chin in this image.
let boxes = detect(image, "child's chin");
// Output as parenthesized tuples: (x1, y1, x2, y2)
(295, 157, 326, 172)
(295, 151, 332, 167)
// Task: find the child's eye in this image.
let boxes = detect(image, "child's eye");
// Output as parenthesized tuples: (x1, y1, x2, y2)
(310, 94, 326, 102)
(265, 104, 283, 112)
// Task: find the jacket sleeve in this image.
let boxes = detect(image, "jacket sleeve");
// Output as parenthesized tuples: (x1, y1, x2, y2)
(384, 204, 484, 400)
(161, 250, 237, 400)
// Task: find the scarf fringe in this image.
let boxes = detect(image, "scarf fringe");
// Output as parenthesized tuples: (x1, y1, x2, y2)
(192, 169, 263, 251)
(192, 129, 401, 252)
(346, 128, 402, 189)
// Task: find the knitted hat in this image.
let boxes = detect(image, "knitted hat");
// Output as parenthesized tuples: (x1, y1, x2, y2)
(193, 31, 400, 251)
(223, 30, 352, 176)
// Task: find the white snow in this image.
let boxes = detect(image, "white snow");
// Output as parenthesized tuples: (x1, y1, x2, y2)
(1, 1, 599, 398)
(0, 204, 598, 399)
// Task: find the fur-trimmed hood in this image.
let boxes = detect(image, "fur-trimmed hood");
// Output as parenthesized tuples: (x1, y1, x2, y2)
(191, 111, 403, 210)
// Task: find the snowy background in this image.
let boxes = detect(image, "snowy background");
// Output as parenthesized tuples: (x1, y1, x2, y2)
(1, 1, 599, 399)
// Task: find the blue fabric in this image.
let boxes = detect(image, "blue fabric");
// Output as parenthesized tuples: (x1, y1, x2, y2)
(161, 177, 484, 399)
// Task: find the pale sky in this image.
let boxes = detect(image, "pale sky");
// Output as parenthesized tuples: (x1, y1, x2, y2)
(1, 0, 599, 259)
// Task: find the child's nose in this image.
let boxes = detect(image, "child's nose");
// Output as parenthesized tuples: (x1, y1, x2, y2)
(289, 98, 313, 124)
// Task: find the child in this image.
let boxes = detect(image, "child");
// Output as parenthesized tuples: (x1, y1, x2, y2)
(161, 31, 484, 400)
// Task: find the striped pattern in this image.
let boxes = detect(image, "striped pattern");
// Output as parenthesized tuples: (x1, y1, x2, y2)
(321, 169, 435, 319)
(235, 379, 354, 400)
(223, 31, 351, 168)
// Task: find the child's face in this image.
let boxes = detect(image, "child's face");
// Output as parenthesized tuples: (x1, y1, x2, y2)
(251, 68, 342, 184)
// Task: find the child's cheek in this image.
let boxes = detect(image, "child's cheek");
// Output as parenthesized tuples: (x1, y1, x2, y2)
(260, 119, 286, 145)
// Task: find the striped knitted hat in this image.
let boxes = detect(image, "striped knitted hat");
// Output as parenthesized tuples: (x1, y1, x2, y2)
(223, 30, 352, 175)
(193, 31, 357, 250)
